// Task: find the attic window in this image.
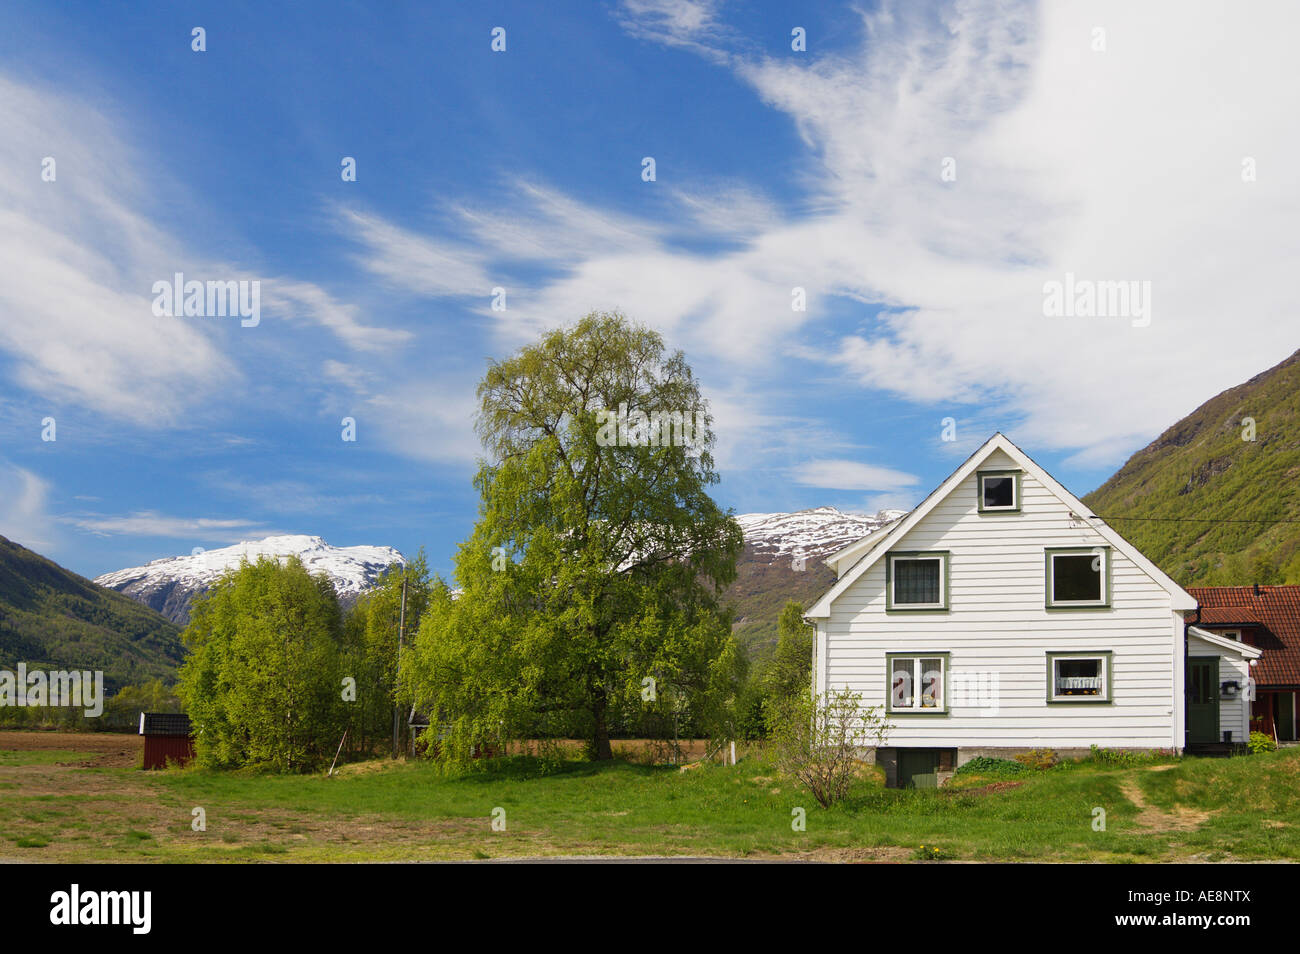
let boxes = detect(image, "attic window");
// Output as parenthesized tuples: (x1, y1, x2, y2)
(977, 471, 1020, 513)
(1046, 548, 1110, 608)
(1221, 630, 1241, 642)
(887, 552, 949, 611)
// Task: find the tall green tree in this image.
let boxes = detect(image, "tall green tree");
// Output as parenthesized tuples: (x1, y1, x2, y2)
(177, 556, 347, 772)
(341, 550, 431, 754)
(734, 601, 814, 740)
(404, 312, 744, 761)
(765, 601, 814, 704)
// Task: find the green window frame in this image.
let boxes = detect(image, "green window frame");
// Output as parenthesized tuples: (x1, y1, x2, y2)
(977, 470, 1022, 514)
(1046, 651, 1113, 704)
(1045, 546, 1112, 609)
(886, 652, 951, 714)
(885, 551, 951, 612)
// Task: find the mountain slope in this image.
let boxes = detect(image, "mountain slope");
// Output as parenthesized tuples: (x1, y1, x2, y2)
(96, 535, 405, 625)
(1083, 348, 1300, 586)
(0, 535, 184, 691)
(725, 507, 905, 656)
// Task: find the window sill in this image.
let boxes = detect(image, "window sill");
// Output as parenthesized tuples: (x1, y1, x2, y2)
(1046, 698, 1112, 705)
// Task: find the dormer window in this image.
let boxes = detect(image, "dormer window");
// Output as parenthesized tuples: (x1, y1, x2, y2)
(977, 470, 1021, 513)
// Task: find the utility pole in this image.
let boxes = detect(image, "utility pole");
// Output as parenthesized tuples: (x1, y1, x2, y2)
(392, 576, 407, 758)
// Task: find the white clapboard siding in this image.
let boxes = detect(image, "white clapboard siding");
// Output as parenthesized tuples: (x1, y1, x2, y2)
(816, 447, 1185, 749)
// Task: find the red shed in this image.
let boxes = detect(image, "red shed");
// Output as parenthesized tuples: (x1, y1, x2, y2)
(139, 712, 195, 769)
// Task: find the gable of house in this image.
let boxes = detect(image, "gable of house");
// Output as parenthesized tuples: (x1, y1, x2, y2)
(808, 434, 1194, 619)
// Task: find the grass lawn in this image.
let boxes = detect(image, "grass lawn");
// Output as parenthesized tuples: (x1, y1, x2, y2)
(3, 733, 1300, 862)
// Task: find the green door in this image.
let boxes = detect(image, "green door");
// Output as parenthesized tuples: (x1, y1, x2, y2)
(1188, 657, 1219, 744)
(1277, 693, 1296, 741)
(898, 749, 939, 789)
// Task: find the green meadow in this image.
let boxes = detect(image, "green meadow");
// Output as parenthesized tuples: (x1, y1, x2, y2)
(3, 735, 1299, 862)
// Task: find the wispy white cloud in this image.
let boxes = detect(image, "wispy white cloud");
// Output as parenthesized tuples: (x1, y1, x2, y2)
(0, 74, 412, 429)
(362, 384, 483, 466)
(262, 280, 412, 352)
(0, 462, 55, 551)
(614, 0, 732, 61)
(339, 208, 493, 299)
(453, 181, 668, 263)
(203, 472, 388, 516)
(0, 72, 235, 426)
(669, 183, 782, 241)
(737, 0, 1300, 464)
(604, 0, 1300, 466)
(790, 458, 921, 492)
(63, 511, 267, 541)
(321, 359, 372, 394)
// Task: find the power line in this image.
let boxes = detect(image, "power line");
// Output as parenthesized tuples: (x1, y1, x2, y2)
(1092, 515, 1300, 524)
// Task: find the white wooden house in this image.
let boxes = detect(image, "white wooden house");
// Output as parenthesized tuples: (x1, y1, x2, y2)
(804, 434, 1260, 788)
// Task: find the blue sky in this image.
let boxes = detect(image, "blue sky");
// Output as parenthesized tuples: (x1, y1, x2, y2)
(2, 0, 1298, 581)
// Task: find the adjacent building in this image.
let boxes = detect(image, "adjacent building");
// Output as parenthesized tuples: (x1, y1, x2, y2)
(1186, 585, 1300, 743)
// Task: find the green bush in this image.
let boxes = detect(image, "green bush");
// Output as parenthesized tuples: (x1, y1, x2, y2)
(1248, 731, 1277, 754)
(1014, 748, 1060, 770)
(1086, 744, 1160, 766)
(953, 756, 1029, 777)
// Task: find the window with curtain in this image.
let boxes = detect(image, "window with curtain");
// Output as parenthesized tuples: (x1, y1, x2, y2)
(890, 554, 945, 608)
(1048, 654, 1109, 701)
(890, 655, 947, 712)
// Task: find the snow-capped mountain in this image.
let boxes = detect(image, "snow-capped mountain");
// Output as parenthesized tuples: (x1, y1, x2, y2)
(724, 506, 908, 657)
(94, 535, 405, 625)
(734, 506, 907, 561)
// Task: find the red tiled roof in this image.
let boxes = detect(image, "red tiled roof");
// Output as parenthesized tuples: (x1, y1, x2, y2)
(1188, 585, 1300, 688)
(1196, 606, 1260, 626)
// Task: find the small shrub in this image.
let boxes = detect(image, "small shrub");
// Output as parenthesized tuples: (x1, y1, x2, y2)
(769, 688, 892, 808)
(1014, 748, 1059, 770)
(954, 756, 1029, 778)
(912, 844, 949, 861)
(1248, 731, 1277, 754)
(1087, 744, 1150, 766)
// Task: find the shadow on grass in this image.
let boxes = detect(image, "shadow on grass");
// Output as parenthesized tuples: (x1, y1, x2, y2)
(451, 754, 673, 784)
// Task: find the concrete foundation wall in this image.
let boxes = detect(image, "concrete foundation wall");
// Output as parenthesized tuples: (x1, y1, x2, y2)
(870, 744, 1168, 787)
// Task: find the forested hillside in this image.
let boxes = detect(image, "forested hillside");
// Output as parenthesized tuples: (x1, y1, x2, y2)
(1083, 348, 1300, 585)
(0, 535, 184, 691)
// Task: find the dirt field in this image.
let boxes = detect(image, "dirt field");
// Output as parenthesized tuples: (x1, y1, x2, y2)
(0, 730, 753, 862)
(0, 730, 142, 766)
